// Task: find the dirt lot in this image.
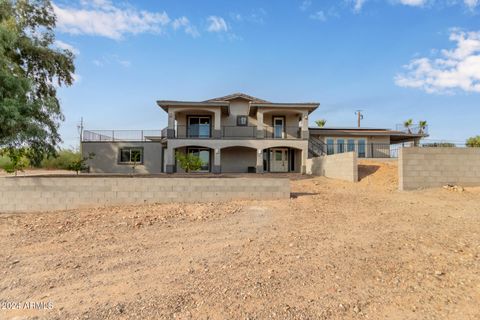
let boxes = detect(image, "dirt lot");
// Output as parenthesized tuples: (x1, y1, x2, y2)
(1, 160, 479, 319)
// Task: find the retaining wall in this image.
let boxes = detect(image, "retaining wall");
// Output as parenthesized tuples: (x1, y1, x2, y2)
(399, 147, 480, 190)
(306, 152, 358, 182)
(0, 177, 290, 213)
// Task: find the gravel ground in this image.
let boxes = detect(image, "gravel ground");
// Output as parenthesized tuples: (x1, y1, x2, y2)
(1, 160, 479, 319)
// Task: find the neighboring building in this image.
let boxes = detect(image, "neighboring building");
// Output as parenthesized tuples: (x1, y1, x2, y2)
(81, 93, 426, 174)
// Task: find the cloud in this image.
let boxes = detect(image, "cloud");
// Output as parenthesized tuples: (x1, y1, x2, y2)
(309, 11, 327, 21)
(172, 17, 200, 38)
(354, 0, 367, 12)
(395, 30, 480, 94)
(398, 0, 427, 6)
(230, 9, 267, 24)
(53, 1, 171, 40)
(54, 40, 79, 55)
(300, 0, 312, 11)
(464, 0, 479, 9)
(92, 55, 131, 68)
(207, 16, 228, 32)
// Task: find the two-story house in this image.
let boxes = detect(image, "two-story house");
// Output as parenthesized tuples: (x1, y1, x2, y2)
(81, 93, 426, 174)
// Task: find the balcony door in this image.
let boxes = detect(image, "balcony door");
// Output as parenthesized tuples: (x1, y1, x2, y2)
(188, 116, 211, 138)
(273, 117, 285, 139)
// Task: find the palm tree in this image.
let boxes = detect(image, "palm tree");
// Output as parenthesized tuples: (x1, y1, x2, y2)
(315, 119, 327, 128)
(418, 120, 427, 134)
(403, 119, 413, 134)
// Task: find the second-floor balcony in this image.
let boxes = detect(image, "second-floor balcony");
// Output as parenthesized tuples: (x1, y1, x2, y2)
(172, 125, 303, 139)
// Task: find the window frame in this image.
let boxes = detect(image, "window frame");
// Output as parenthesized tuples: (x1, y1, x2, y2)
(118, 147, 144, 165)
(236, 115, 248, 126)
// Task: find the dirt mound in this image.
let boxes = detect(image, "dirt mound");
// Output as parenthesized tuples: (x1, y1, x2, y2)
(358, 159, 398, 190)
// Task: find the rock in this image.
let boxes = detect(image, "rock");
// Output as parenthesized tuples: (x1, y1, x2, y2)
(11, 260, 20, 265)
(434, 270, 444, 276)
(353, 305, 361, 313)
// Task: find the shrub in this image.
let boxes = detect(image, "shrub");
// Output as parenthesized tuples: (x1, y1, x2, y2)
(176, 152, 203, 173)
(1, 147, 29, 176)
(422, 142, 456, 147)
(466, 136, 480, 148)
(41, 149, 82, 170)
(67, 152, 95, 175)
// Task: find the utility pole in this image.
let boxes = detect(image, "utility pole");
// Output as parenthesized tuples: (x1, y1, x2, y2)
(77, 117, 84, 154)
(355, 110, 364, 128)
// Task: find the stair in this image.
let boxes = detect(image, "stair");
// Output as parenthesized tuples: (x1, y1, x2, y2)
(308, 136, 326, 158)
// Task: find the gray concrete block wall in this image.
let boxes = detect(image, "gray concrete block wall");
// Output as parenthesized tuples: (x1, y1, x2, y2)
(399, 147, 480, 190)
(0, 178, 290, 213)
(306, 152, 358, 182)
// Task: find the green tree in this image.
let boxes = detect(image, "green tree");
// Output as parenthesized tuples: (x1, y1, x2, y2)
(466, 135, 480, 148)
(403, 119, 413, 134)
(315, 119, 327, 128)
(1, 147, 29, 176)
(67, 152, 95, 175)
(418, 120, 428, 134)
(0, 0, 75, 165)
(176, 152, 203, 173)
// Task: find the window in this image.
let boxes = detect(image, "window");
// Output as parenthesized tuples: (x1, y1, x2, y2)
(119, 147, 143, 164)
(187, 148, 210, 172)
(358, 139, 366, 158)
(347, 139, 355, 152)
(337, 139, 345, 153)
(326, 138, 334, 155)
(237, 115, 248, 126)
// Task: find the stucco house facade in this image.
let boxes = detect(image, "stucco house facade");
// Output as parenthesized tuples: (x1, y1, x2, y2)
(81, 93, 426, 174)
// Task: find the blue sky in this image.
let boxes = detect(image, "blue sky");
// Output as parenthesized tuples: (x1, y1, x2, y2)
(52, 0, 480, 147)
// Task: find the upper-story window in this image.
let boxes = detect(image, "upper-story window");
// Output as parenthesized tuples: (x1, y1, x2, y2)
(237, 115, 248, 126)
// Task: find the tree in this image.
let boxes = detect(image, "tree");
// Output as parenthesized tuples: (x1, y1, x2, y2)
(176, 152, 203, 173)
(67, 152, 95, 175)
(0, 0, 75, 165)
(315, 119, 327, 128)
(466, 135, 480, 148)
(418, 120, 428, 134)
(403, 119, 413, 134)
(130, 150, 141, 175)
(1, 147, 29, 176)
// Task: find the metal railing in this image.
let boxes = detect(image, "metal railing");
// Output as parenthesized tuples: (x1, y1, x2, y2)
(167, 125, 305, 139)
(395, 124, 429, 135)
(82, 130, 163, 142)
(263, 126, 302, 139)
(312, 143, 401, 158)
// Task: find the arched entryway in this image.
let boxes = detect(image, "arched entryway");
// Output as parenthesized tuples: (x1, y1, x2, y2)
(220, 146, 257, 173)
(262, 146, 303, 173)
(174, 146, 214, 173)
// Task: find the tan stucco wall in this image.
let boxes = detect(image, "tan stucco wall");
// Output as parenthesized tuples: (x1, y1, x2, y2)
(82, 142, 163, 174)
(0, 177, 291, 213)
(399, 147, 480, 190)
(221, 147, 257, 173)
(306, 151, 358, 182)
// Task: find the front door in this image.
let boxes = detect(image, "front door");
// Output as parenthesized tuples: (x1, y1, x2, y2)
(270, 148, 288, 172)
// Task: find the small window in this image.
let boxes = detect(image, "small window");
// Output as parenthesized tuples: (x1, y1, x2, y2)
(119, 147, 143, 164)
(237, 115, 248, 126)
(337, 139, 345, 153)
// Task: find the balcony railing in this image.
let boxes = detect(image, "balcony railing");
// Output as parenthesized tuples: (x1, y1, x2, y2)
(309, 142, 401, 158)
(395, 124, 429, 135)
(264, 126, 302, 139)
(170, 125, 305, 139)
(82, 130, 163, 142)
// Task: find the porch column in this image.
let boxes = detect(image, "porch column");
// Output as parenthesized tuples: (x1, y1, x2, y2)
(165, 147, 175, 173)
(301, 111, 309, 139)
(256, 110, 264, 139)
(301, 148, 307, 174)
(167, 109, 176, 138)
(212, 148, 221, 173)
(213, 109, 222, 139)
(256, 148, 264, 173)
